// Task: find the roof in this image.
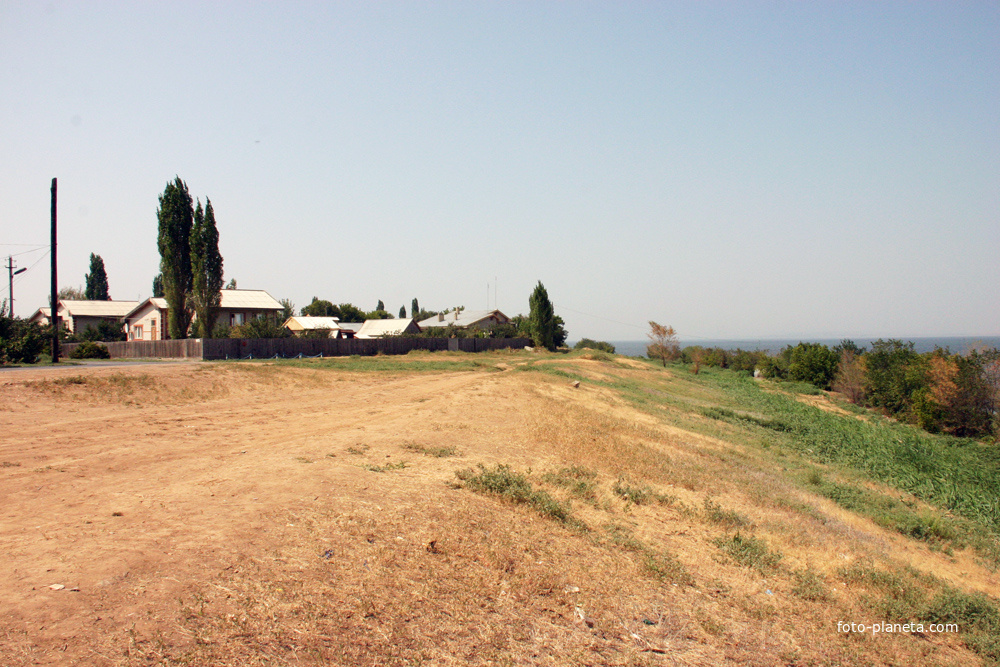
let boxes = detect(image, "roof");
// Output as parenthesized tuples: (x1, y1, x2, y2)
(338, 322, 363, 333)
(57, 300, 140, 318)
(417, 309, 510, 329)
(356, 318, 419, 338)
(283, 316, 341, 331)
(123, 298, 169, 320)
(219, 289, 283, 310)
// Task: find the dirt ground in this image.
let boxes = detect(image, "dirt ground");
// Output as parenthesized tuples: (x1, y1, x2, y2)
(0, 358, 990, 666)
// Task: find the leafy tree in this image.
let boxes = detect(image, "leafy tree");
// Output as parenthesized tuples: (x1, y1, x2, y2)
(85, 253, 110, 300)
(786, 342, 839, 389)
(78, 320, 127, 342)
(865, 339, 927, 416)
(301, 297, 339, 317)
(58, 286, 85, 300)
(152, 273, 165, 298)
(367, 308, 393, 320)
(156, 177, 195, 338)
(574, 338, 615, 354)
(647, 321, 679, 367)
(376, 300, 385, 312)
(189, 199, 224, 338)
(337, 303, 367, 323)
(224, 278, 237, 290)
(230, 314, 289, 339)
(528, 281, 557, 350)
(0, 314, 44, 364)
(552, 315, 568, 348)
(279, 298, 295, 322)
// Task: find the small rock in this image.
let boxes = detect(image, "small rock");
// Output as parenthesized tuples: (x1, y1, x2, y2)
(564, 585, 580, 593)
(48, 584, 65, 590)
(571, 380, 580, 388)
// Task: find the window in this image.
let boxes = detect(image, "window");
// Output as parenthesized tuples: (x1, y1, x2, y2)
(133, 325, 144, 340)
(231, 313, 244, 326)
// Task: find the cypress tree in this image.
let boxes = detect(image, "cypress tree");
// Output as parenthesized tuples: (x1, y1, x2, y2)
(152, 273, 165, 298)
(84, 253, 110, 300)
(528, 281, 556, 351)
(412, 298, 419, 319)
(376, 299, 385, 312)
(190, 198, 224, 338)
(156, 177, 194, 338)
(399, 305, 406, 318)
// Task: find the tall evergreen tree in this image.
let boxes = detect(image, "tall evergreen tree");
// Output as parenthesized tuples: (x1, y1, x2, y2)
(84, 253, 110, 300)
(190, 198, 224, 338)
(528, 281, 556, 351)
(399, 305, 406, 318)
(152, 273, 165, 298)
(411, 298, 419, 319)
(156, 177, 194, 338)
(376, 299, 385, 312)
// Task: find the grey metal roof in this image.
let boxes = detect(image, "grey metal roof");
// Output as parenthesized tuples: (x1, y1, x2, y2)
(356, 318, 418, 338)
(416, 309, 510, 329)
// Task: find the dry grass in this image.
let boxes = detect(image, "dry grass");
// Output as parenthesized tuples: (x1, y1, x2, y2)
(0, 353, 996, 666)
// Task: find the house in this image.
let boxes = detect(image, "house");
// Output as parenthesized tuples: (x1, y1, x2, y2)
(337, 322, 364, 337)
(355, 318, 421, 339)
(416, 309, 511, 330)
(28, 300, 139, 335)
(123, 289, 285, 340)
(282, 316, 355, 339)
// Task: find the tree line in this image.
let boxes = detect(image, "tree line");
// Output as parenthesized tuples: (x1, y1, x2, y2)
(666, 339, 1000, 439)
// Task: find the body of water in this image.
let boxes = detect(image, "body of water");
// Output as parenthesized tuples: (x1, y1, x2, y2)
(595, 337, 1000, 358)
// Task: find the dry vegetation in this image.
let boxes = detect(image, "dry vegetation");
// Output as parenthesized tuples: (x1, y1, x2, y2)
(0, 351, 997, 666)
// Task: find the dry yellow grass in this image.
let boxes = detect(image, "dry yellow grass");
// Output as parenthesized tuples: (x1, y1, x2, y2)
(0, 353, 994, 665)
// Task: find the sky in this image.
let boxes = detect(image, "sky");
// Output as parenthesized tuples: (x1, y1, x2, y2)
(2, 1, 997, 341)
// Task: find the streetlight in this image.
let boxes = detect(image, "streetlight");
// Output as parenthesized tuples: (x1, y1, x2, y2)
(7, 257, 26, 318)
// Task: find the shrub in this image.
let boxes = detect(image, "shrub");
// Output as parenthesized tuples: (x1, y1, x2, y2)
(574, 338, 616, 354)
(0, 316, 45, 364)
(70, 341, 110, 359)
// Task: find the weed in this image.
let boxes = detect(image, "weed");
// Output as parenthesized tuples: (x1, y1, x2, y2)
(457, 464, 582, 527)
(714, 532, 782, 572)
(346, 445, 370, 455)
(1, 461, 21, 468)
(295, 457, 314, 464)
(703, 497, 750, 528)
(402, 443, 459, 458)
(362, 461, 407, 473)
(923, 588, 1000, 662)
(542, 466, 599, 501)
(791, 569, 827, 601)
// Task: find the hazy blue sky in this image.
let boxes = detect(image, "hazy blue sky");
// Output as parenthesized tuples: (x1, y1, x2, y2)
(2, 2, 997, 340)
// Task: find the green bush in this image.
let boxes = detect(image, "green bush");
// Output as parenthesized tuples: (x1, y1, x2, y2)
(574, 338, 616, 354)
(70, 341, 110, 359)
(0, 316, 45, 364)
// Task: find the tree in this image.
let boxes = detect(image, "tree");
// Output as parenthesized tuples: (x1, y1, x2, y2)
(58, 286, 85, 300)
(399, 305, 406, 318)
(574, 338, 615, 354)
(832, 349, 867, 404)
(411, 298, 419, 319)
(190, 198, 224, 338)
(337, 303, 367, 323)
(301, 297, 339, 317)
(376, 299, 385, 312)
(152, 273, 165, 298)
(156, 177, 195, 338)
(225, 278, 237, 290)
(279, 298, 295, 322)
(84, 253, 110, 300)
(786, 342, 839, 389)
(647, 321, 679, 367)
(528, 281, 557, 350)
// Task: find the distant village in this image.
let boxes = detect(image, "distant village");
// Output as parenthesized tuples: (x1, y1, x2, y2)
(28, 291, 514, 342)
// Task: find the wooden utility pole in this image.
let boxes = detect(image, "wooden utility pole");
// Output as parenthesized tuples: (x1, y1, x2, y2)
(50, 178, 58, 363)
(6, 256, 26, 318)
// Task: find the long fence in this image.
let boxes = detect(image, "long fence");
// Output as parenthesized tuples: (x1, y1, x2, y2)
(61, 337, 532, 361)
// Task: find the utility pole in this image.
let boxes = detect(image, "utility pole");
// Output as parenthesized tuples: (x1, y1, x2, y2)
(6, 256, 26, 318)
(50, 178, 59, 363)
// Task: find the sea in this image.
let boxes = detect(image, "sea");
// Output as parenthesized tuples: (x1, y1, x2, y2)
(595, 337, 1000, 358)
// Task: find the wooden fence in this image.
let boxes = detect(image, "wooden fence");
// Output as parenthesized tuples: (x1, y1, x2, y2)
(62, 337, 532, 360)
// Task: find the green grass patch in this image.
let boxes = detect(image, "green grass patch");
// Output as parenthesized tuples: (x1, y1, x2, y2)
(362, 461, 408, 473)
(402, 443, 459, 458)
(457, 464, 582, 528)
(541, 466, 599, 502)
(714, 532, 783, 572)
